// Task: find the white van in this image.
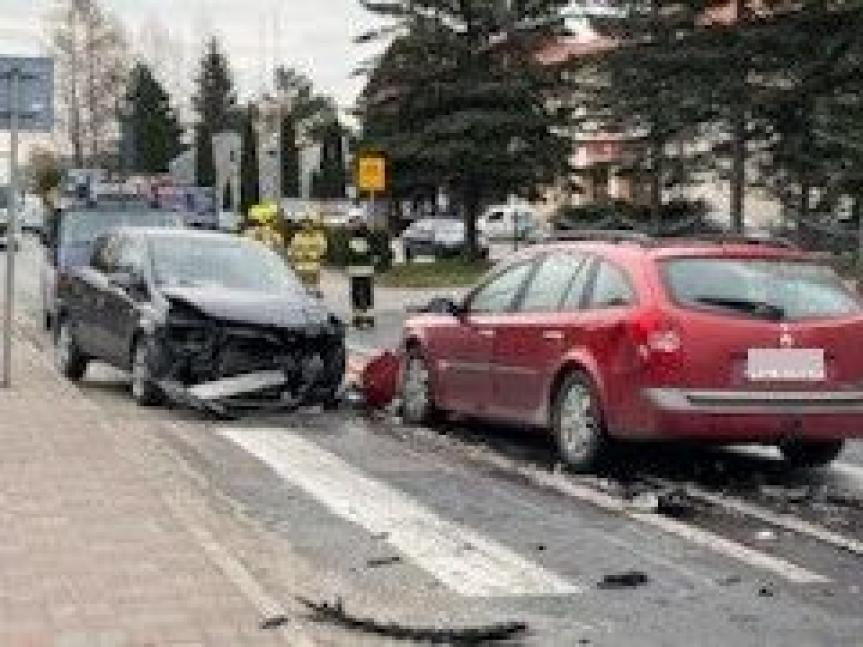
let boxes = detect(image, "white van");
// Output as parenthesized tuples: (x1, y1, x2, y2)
(478, 204, 540, 240)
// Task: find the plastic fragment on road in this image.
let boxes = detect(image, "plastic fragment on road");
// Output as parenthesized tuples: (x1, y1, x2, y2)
(366, 555, 402, 568)
(355, 350, 400, 409)
(260, 614, 290, 630)
(597, 571, 650, 589)
(297, 597, 528, 643)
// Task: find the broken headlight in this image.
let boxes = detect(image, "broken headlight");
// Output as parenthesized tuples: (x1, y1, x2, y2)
(166, 306, 212, 353)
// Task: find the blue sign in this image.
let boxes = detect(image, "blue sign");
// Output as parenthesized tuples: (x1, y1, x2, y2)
(0, 57, 54, 132)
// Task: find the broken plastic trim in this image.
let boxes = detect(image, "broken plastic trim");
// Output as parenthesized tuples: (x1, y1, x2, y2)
(158, 365, 323, 418)
(298, 597, 528, 644)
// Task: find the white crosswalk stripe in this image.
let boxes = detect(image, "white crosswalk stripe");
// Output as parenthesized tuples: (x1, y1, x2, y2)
(221, 426, 580, 598)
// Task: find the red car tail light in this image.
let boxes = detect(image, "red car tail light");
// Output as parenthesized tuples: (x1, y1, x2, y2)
(629, 309, 683, 376)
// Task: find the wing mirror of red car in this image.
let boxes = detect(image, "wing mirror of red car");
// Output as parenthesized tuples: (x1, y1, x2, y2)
(421, 297, 464, 318)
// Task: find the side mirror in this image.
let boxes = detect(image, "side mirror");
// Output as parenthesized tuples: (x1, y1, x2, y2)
(426, 297, 464, 317)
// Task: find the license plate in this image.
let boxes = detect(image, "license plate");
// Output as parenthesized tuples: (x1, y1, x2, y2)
(746, 349, 825, 382)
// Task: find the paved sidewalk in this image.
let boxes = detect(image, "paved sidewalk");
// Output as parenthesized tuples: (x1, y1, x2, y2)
(0, 329, 313, 646)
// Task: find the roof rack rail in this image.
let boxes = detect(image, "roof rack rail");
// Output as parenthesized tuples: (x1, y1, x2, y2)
(653, 234, 799, 250)
(553, 229, 653, 244)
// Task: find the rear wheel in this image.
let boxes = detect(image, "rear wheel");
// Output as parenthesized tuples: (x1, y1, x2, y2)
(400, 350, 438, 425)
(779, 439, 844, 469)
(552, 371, 611, 472)
(131, 338, 163, 407)
(55, 319, 87, 381)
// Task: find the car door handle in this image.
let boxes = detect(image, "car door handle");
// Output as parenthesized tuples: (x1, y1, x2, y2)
(543, 330, 564, 341)
(478, 329, 495, 338)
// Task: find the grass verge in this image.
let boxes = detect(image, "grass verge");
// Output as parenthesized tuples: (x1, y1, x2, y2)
(378, 258, 492, 288)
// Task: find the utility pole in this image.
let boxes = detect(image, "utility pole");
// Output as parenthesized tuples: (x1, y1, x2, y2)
(2, 67, 20, 388)
(0, 57, 54, 388)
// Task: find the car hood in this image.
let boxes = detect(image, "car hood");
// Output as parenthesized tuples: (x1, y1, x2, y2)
(161, 286, 333, 329)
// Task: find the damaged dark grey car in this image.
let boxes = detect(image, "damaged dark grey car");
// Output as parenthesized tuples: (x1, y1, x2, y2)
(55, 228, 345, 414)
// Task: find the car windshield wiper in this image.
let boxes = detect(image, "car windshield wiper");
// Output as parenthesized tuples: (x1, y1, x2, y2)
(694, 296, 786, 321)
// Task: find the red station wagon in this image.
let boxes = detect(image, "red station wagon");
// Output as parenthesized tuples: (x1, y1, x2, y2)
(400, 234, 863, 471)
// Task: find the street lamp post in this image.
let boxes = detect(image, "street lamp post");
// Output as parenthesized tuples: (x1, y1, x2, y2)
(2, 67, 20, 388)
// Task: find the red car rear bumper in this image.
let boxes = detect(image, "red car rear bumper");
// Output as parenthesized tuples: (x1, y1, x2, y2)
(636, 388, 863, 441)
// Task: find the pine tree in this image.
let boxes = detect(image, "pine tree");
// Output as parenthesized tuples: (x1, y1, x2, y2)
(358, 0, 573, 256)
(240, 104, 260, 217)
(752, 3, 863, 225)
(280, 114, 300, 198)
(572, 1, 719, 232)
(192, 37, 236, 187)
(125, 62, 182, 174)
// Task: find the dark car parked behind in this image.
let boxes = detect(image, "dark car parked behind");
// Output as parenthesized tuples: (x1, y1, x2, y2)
(55, 228, 345, 413)
(41, 205, 185, 331)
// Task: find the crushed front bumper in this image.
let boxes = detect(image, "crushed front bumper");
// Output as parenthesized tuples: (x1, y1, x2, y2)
(155, 319, 346, 415)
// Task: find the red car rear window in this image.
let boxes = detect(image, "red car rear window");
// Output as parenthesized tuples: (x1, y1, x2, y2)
(661, 257, 861, 321)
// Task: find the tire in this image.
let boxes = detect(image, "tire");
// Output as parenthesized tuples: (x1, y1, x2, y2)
(130, 337, 163, 407)
(55, 319, 87, 381)
(779, 439, 844, 469)
(551, 371, 611, 472)
(400, 349, 439, 425)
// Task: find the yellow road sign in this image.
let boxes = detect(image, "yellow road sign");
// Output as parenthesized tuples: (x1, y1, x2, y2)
(357, 155, 386, 192)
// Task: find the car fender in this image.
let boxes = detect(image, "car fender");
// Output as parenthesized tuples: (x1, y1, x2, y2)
(546, 347, 610, 428)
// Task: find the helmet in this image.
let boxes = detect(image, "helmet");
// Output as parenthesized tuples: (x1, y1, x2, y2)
(248, 203, 278, 226)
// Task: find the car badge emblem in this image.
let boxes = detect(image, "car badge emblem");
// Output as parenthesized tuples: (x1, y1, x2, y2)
(779, 324, 794, 348)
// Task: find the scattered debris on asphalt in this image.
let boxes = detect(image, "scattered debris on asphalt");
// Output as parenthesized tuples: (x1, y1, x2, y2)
(597, 571, 650, 589)
(298, 597, 529, 644)
(656, 488, 696, 518)
(366, 555, 402, 568)
(718, 574, 743, 586)
(755, 529, 777, 542)
(260, 614, 290, 630)
(757, 584, 776, 598)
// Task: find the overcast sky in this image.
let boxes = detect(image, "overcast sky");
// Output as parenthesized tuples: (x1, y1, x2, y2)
(0, 0, 380, 115)
(0, 0, 385, 177)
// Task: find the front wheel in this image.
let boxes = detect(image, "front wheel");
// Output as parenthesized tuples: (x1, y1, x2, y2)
(55, 319, 87, 381)
(779, 439, 844, 469)
(551, 371, 611, 472)
(131, 337, 163, 407)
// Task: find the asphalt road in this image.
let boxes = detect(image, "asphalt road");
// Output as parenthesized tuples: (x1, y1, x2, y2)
(3, 238, 863, 646)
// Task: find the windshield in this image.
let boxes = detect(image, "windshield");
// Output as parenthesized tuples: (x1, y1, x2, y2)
(0, 187, 8, 210)
(150, 236, 305, 296)
(60, 210, 183, 246)
(663, 257, 862, 321)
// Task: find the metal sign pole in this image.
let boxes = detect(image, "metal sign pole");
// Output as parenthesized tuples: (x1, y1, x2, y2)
(2, 67, 19, 388)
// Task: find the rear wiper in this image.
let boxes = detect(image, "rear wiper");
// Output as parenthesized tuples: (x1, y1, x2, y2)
(694, 296, 786, 321)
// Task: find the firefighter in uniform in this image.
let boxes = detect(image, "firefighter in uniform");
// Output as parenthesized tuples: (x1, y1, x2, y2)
(288, 211, 328, 293)
(244, 202, 284, 254)
(347, 217, 376, 329)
